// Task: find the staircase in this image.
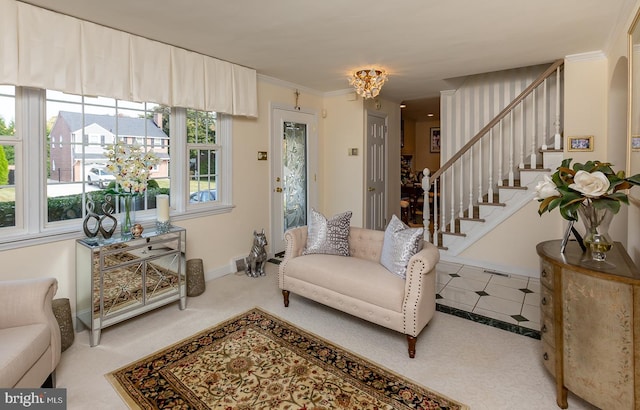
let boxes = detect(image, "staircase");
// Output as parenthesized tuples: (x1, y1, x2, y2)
(422, 60, 565, 256)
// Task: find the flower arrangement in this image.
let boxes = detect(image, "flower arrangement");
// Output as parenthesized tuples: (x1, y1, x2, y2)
(535, 158, 640, 221)
(104, 141, 159, 196)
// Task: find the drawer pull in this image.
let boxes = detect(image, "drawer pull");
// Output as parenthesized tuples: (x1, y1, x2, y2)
(541, 269, 548, 278)
(543, 352, 549, 361)
(541, 325, 547, 333)
(541, 297, 547, 306)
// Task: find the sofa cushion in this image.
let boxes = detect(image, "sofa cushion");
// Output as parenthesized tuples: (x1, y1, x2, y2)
(0, 323, 49, 387)
(380, 215, 424, 279)
(303, 209, 352, 256)
(284, 254, 405, 312)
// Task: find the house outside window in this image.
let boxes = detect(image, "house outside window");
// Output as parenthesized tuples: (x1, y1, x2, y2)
(187, 109, 219, 205)
(46, 90, 170, 224)
(0, 87, 233, 248)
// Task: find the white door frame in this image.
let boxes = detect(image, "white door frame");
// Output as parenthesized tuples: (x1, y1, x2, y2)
(269, 103, 318, 255)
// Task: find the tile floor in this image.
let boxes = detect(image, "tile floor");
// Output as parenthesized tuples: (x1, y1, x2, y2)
(272, 253, 541, 338)
(435, 260, 540, 337)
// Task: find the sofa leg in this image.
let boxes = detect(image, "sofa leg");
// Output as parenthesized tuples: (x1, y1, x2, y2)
(406, 335, 417, 358)
(282, 290, 290, 307)
(41, 371, 56, 388)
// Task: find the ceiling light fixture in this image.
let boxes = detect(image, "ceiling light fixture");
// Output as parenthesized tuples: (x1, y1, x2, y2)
(349, 69, 388, 99)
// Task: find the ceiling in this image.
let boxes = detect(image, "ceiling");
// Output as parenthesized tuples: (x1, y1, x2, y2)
(20, 0, 635, 120)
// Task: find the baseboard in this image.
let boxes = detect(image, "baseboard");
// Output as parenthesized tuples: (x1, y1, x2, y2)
(439, 253, 539, 278)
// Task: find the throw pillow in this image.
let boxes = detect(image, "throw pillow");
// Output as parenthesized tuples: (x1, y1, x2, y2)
(380, 214, 424, 279)
(303, 209, 352, 256)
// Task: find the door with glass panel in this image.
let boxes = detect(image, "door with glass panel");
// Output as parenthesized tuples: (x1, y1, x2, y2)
(271, 108, 317, 254)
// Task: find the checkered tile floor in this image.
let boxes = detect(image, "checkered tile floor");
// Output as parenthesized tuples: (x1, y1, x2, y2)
(270, 253, 540, 336)
(436, 261, 540, 332)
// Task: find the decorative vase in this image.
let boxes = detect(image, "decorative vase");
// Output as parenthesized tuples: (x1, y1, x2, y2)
(578, 202, 614, 268)
(120, 195, 136, 240)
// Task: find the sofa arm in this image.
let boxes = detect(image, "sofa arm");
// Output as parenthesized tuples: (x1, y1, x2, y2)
(0, 278, 58, 329)
(407, 242, 440, 278)
(402, 242, 439, 336)
(283, 226, 308, 259)
(0, 278, 61, 368)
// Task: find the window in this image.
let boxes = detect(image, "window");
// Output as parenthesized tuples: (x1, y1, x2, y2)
(0, 85, 16, 230)
(0, 87, 232, 249)
(187, 109, 218, 204)
(46, 90, 169, 224)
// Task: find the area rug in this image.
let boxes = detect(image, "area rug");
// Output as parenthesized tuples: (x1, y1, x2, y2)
(107, 308, 469, 409)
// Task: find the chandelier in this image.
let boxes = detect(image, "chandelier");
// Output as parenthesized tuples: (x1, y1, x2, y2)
(349, 69, 388, 99)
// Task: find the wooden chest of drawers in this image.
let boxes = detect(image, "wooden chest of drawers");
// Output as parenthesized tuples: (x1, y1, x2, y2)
(537, 240, 640, 409)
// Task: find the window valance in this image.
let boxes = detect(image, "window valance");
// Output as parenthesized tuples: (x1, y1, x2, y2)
(0, 0, 257, 117)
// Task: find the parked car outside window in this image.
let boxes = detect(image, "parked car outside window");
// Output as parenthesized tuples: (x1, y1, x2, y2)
(189, 189, 217, 203)
(87, 167, 116, 188)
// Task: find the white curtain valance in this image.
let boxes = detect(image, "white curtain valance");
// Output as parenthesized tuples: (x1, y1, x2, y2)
(1, 0, 257, 117)
(0, 0, 18, 85)
(81, 21, 131, 101)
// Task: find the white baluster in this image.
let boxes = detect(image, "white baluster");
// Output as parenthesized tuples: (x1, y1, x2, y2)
(554, 67, 561, 149)
(434, 177, 440, 246)
(488, 128, 494, 203)
(519, 102, 525, 169)
(542, 79, 548, 150)
(468, 148, 474, 217)
(530, 88, 537, 168)
(422, 168, 430, 231)
(440, 172, 446, 240)
(459, 161, 464, 219)
(498, 120, 503, 187)
(478, 138, 483, 204)
(450, 167, 456, 231)
(509, 111, 515, 186)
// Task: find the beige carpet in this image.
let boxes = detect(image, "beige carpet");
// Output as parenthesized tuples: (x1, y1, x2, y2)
(57, 262, 598, 409)
(107, 308, 468, 409)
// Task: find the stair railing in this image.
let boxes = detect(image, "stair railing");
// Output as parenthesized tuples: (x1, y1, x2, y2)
(423, 59, 564, 247)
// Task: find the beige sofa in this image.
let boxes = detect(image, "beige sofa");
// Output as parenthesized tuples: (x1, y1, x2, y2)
(0, 278, 61, 388)
(279, 226, 439, 358)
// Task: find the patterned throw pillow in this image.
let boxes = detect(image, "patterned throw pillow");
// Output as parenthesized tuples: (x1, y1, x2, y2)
(380, 214, 424, 279)
(303, 209, 352, 256)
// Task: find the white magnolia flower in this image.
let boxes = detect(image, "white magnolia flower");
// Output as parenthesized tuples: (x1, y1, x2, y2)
(534, 174, 559, 200)
(569, 170, 610, 198)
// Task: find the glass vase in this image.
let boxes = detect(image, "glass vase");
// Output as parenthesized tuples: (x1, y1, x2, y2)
(578, 202, 614, 268)
(120, 195, 136, 240)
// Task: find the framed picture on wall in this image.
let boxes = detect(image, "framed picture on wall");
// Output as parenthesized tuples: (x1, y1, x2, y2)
(567, 135, 593, 152)
(430, 127, 441, 153)
(632, 135, 640, 151)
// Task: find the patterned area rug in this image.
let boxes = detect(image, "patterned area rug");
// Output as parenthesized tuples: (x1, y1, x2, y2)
(107, 308, 468, 409)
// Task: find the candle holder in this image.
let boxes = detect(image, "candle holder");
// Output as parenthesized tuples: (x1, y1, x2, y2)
(156, 220, 171, 233)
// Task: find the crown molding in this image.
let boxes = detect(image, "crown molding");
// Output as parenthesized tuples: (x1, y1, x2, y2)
(565, 50, 606, 62)
(257, 74, 324, 97)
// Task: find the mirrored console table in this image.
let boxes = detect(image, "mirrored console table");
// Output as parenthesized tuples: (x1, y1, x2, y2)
(76, 227, 186, 346)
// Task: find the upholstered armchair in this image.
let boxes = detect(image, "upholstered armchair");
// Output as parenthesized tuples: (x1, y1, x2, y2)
(0, 278, 61, 388)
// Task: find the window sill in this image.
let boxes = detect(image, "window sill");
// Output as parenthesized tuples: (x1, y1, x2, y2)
(0, 204, 235, 252)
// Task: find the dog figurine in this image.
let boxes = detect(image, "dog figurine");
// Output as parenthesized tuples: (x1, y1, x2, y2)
(246, 229, 268, 278)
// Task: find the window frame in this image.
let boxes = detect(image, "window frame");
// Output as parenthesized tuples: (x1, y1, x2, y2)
(0, 89, 234, 251)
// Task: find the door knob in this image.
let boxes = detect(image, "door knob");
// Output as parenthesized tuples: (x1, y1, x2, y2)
(368, 187, 375, 192)
(276, 187, 283, 193)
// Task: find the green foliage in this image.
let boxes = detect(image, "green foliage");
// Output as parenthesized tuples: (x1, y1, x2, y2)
(0, 146, 8, 185)
(536, 158, 640, 221)
(0, 116, 15, 165)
